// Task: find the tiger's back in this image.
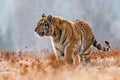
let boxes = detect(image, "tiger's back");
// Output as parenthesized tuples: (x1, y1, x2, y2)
(72, 20, 94, 52)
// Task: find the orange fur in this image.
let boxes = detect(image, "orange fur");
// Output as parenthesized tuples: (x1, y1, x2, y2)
(35, 14, 111, 65)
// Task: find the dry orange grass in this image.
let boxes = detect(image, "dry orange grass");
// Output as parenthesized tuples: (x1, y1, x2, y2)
(0, 49, 120, 80)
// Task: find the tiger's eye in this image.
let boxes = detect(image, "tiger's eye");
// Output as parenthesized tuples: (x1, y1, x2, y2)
(39, 20, 44, 25)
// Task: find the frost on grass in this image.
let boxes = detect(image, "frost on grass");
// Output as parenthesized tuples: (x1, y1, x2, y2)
(0, 49, 120, 80)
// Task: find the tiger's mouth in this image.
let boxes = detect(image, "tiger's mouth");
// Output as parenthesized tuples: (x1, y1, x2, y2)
(35, 29, 46, 37)
(35, 28, 52, 37)
(37, 31, 45, 36)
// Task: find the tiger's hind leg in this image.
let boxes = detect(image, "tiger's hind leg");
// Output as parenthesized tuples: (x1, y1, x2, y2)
(64, 41, 79, 64)
(80, 47, 92, 64)
(73, 51, 81, 65)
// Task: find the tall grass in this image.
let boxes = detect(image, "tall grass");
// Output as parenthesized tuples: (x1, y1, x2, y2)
(0, 49, 120, 80)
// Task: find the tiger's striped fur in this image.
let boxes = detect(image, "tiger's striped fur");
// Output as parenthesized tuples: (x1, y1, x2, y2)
(35, 14, 111, 64)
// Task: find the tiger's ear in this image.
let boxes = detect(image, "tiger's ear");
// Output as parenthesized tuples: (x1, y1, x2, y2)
(47, 15, 54, 23)
(42, 13, 46, 17)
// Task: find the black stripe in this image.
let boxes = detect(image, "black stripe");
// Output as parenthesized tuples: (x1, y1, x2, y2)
(55, 46, 61, 52)
(78, 23, 85, 49)
(93, 39, 97, 47)
(63, 25, 73, 47)
(54, 26, 62, 42)
(56, 26, 62, 42)
(80, 28, 84, 49)
(82, 26, 86, 38)
(55, 47, 64, 56)
(62, 31, 67, 44)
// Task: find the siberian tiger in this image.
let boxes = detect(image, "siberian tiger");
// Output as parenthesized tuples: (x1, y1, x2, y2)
(34, 14, 111, 64)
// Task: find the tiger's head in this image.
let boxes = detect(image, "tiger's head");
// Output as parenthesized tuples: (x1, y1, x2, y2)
(35, 14, 55, 37)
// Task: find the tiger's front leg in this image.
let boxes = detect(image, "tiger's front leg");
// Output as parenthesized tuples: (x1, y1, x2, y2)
(54, 47, 65, 63)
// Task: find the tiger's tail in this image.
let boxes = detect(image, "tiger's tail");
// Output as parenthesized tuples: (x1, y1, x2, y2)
(92, 38, 111, 51)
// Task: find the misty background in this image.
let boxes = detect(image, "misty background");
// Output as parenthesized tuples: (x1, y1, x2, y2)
(0, 0, 120, 50)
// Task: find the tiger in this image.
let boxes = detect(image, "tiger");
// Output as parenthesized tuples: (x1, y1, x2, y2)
(34, 13, 111, 64)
